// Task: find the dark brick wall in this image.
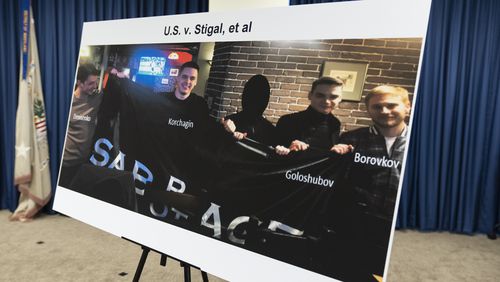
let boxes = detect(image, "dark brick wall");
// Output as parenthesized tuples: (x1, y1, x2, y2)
(205, 38, 422, 131)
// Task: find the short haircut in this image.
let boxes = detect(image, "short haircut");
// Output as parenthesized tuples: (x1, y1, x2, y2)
(77, 63, 99, 82)
(179, 61, 200, 73)
(311, 76, 343, 93)
(365, 85, 410, 105)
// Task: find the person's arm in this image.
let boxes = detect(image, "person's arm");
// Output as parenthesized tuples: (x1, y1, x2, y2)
(289, 140, 309, 151)
(330, 144, 354, 154)
(331, 131, 355, 154)
(110, 68, 129, 79)
(274, 117, 291, 155)
(275, 116, 310, 155)
(274, 145, 291, 155)
(100, 70, 127, 120)
(221, 118, 247, 140)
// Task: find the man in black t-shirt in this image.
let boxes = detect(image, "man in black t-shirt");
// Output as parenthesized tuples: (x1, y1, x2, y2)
(275, 76, 343, 155)
(100, 61, 212, 209)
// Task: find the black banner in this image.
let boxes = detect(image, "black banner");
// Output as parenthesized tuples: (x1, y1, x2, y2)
(65, 76, 398, 281)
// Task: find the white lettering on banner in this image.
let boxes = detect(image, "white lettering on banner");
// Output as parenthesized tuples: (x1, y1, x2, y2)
(88, 138, 309, 244)
(268, 220, 304, 236)
(151, 176, 187, 220)
(90, 138, 112, 166)
(168, 118, 194, 129)
(149, 205, 192, 221)
(166, 175, 186, 193)
(171, 208, 189, 220)
(227, 216, 250, 245)
(150, 203, 168, 218)
(92, 138, 155, 196)
(108, 151, 125, 170)
(133, 161, 153, 196)
(201, 203, 222, 238)
(285, 170, 335, 188)
(353, 152, 400, 168)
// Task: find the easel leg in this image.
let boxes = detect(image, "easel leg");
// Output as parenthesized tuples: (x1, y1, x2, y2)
(487, 223, 500, 239)
(160, 254, 167, 266)
(201, 271, 209, 282)
(181, 262, 191, 282)
(123, 237, 208, 282)
(133, 246, 150, 282)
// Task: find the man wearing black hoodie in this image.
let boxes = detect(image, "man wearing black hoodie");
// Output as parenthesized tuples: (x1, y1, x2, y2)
(274, 76, 343, 155)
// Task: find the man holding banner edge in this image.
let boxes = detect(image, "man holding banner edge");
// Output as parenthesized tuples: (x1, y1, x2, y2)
(274, 76, 345, 155)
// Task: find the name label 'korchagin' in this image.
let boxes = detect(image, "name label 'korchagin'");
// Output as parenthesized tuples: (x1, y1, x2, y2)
(354, 152, 400, 168)
(168, 118, 194, 129)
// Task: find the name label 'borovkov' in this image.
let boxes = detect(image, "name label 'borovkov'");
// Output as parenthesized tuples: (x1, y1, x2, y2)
(354, 152, 400, 168)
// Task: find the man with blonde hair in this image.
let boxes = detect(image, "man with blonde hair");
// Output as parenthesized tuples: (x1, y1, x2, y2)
(335, 85, 411, 215)
(333, 85, 410, 156)
(332, 85, 411, 271)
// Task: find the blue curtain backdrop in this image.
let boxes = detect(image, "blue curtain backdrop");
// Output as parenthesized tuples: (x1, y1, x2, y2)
(0, 0, 208, 212)
(290, 0, 500, 234)
(0, 0, 21, 211)
(397, 0, 500, 234)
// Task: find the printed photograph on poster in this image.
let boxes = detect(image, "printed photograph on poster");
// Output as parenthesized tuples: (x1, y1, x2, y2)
(59, 36, 423, 281)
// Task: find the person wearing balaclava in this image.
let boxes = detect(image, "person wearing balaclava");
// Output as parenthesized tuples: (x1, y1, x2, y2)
(222, 74, 277, 146)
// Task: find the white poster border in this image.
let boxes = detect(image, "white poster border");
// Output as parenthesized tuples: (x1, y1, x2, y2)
(55, 1, 432, 281)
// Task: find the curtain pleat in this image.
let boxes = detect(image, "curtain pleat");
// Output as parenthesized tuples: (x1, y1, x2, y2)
(397, 0, 500, 234)
(0, 0, 21, 210)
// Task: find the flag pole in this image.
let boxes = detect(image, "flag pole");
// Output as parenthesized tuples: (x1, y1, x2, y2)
(10, 0, 52, 221)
